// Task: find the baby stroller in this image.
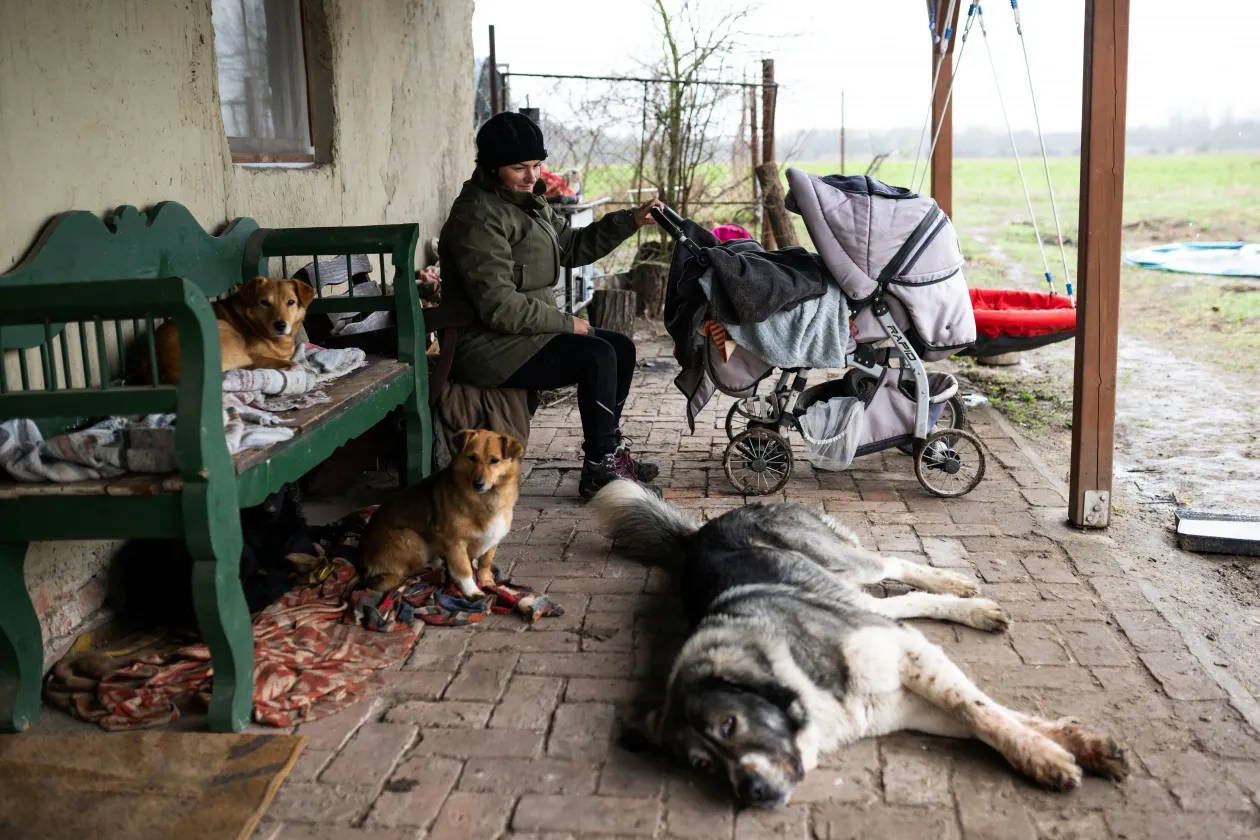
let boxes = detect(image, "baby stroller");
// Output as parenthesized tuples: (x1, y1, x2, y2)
(657, 167, 986, 498)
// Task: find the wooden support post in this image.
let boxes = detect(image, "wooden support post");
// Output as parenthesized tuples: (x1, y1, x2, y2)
(761, 59, 777, 250)
(929, 0, 960, 216)
(755, 162, 799, 248)
(1069, 0, 1130, 529)
(488, 25, 499, 115)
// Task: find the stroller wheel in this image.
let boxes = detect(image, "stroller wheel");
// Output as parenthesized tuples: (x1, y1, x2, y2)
(898, 394, 967, 456)
(724, 428, 794, 496)
(914, 427, 986, 498)
(725, 395, 781, 440)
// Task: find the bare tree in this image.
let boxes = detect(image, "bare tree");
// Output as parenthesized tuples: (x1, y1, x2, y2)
(639, 0, 752, 219)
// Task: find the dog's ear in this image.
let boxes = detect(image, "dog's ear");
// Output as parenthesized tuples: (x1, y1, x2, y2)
(452, 429, 477, 453)
(237, 276, 268, 304)
(751, 681, 807, 729)
(500, 434, 525, 461)
(617, 708, 664, 753)
(291, 279, 316, 308)
(703, 675, 808, 731)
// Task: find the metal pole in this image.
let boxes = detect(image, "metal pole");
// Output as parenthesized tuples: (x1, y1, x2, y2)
(761, 59, 776, 165)
(749, 80, 760, 222)
(634, 81, 650, 249)
(488, 25, 499, 115)
(761, 60, 777, 248)
(840, 91, 846, 173)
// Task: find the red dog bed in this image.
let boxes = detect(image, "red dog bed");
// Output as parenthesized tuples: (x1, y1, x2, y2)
(961, 288, 1077, 357)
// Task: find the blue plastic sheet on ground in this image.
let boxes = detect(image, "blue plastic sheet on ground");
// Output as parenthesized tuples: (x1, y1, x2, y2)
(1122, 241, 1260, 278)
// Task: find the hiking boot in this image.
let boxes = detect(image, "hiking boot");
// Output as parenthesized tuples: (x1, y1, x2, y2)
(578, 453, 662, 501)
(614, 431, 660, 483)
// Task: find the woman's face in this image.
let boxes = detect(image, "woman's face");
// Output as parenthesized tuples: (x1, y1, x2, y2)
(498, 160, 543, 193)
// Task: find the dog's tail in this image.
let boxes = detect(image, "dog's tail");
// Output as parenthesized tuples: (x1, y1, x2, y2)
(591, 480, 698, 566)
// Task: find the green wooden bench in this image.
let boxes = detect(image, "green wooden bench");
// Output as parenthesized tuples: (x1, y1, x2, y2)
(0, 202, 434, 733)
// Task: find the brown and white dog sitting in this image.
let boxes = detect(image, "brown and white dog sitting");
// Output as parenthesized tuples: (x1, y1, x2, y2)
(153, 275, 316, 385)
(359, 429, 525, 597)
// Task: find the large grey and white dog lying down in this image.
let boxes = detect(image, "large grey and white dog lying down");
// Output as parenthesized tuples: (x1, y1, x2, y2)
(592, 481, 1129, 810)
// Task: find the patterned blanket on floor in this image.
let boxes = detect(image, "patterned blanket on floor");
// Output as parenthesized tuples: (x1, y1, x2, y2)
(349, 566, 566, 630)
(44, 556, 418, 730)
(329, 505, 566, 630)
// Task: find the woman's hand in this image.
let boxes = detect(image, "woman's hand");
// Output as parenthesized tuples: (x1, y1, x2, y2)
(633, 199, 665, 228)
(572, 317, 592, 335)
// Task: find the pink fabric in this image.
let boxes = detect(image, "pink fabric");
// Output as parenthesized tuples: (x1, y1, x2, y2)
(711, 223, 752, 243)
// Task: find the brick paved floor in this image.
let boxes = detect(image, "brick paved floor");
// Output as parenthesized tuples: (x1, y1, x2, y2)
(258, 341, 1256, 839)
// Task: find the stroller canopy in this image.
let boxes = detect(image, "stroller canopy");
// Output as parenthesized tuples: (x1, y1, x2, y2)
(784, 168, 976, 359)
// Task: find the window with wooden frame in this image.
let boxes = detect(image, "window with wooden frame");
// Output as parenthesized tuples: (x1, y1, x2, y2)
(211, 0, 331, 165)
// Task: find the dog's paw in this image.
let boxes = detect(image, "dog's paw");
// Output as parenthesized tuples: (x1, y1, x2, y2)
(934, 570, 980, 598)
(964, 598, 1011, 633)
(1076, 733, 1130, 782)
(1025, 746, 1083, 792)
(455, 577, 485, 599)
(1046, 722, 1130, 782)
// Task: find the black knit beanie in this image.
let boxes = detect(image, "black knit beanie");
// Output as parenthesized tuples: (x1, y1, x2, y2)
(476, 112, 548, 171)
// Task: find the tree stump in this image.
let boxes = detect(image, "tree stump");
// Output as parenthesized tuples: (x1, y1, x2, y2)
(589, 289, 637, 337)
(631, 240, 670, 320)
(755, 162, 799, 248)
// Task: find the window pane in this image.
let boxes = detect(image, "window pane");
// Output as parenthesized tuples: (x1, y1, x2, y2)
(212, 0, 313, 157)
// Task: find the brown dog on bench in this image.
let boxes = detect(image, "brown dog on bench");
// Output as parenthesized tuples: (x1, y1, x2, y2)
(152, 275, 316, 384)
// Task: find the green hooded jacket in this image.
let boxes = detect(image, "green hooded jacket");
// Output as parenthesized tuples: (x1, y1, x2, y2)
(438, 168, 639, 386)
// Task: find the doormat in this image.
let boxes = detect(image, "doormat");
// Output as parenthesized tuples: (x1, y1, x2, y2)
(0, 731, 304, 840)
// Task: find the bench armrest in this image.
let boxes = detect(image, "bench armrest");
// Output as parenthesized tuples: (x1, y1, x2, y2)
(244, 224, 424, 363)
(0, 276, 232, 485)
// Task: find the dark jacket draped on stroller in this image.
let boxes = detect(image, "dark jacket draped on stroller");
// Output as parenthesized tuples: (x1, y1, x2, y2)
(664, 223, 835, 431)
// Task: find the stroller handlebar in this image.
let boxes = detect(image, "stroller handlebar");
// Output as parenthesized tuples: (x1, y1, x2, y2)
(650, 204, 710, 266)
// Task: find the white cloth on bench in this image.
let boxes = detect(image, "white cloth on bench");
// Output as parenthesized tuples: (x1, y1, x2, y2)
(0, 416, 177, 482)
(0, 345, 370, 482)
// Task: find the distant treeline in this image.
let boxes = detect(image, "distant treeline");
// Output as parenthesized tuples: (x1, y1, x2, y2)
(782, 118, 1260, 161)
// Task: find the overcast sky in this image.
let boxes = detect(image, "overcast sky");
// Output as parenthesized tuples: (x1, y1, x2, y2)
(472, 0, 1260, 134)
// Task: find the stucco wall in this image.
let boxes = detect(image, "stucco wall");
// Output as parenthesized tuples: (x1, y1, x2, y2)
(0, 0, 475, 662)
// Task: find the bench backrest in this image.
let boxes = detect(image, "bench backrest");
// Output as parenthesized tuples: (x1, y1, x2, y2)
(0, 203, 258, 431)
(1, 202, 421, 440)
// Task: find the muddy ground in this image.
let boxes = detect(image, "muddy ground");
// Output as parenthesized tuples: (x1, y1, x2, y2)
(948, 228, 1260, 702)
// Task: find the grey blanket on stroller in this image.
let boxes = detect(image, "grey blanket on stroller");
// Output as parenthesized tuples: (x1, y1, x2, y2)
(698, 267, 851, 369)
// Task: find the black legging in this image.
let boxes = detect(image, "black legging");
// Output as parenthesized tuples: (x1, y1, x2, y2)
(502, 328, 636, 462)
